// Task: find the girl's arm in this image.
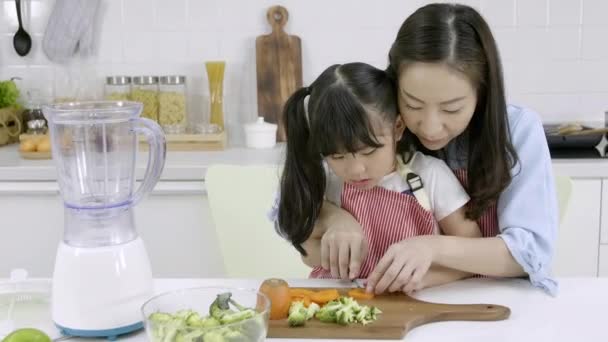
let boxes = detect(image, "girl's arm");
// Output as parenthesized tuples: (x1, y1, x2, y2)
(300, 201, 367, 279)
(438, 205, 482, 238)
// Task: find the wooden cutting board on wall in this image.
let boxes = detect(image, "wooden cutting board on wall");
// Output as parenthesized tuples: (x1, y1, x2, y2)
(267, 288, 511, 339)
(255, 5, 303, 142)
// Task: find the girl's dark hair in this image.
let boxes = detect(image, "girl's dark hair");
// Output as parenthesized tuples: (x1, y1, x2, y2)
(278, 63, 403, 255)
(387, 3, 518, 220)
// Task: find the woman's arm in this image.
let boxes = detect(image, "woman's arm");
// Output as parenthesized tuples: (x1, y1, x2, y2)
(414, 265, 473, 291)
(429, 235, 524, 276)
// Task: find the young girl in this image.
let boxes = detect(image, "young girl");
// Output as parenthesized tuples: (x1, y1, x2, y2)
(312, 3, 558, 295)
(271, 62, 481, 282)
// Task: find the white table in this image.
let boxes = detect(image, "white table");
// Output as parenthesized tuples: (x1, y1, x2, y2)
(62, 277, 607, 342)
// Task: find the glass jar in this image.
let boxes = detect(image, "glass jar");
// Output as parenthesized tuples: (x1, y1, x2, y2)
(22, 88, 47, 135)
(158, 75, 187, 134)
(132, 76, 159, 122)
(104, 76, 131, 101)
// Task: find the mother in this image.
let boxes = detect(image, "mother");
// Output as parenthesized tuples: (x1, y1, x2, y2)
(299, 3, 558, 295)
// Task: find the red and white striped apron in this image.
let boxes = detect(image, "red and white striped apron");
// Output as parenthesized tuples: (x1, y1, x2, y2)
(310, 182, 438, 279)
(309, 168, 499, 279)
(452, 169, 499, 238)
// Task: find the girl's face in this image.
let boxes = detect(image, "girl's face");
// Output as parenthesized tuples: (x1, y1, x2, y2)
(398, 62, 478, 150)
(325, 117, 405, 190)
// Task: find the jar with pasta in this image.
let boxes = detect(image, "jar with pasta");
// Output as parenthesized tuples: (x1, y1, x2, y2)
(158, 76, 187, 134)
(132, 76, 159, 122)
(104, 76, 131, 101)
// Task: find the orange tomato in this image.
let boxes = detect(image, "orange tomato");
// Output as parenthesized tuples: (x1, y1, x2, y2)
(347, 288, 375, 300)
(259, 278, 291, 320)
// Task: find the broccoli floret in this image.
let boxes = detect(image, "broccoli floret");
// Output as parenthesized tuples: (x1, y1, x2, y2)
(315, 308, 337, 323)
(219, 309, 256, 324)
(306, 303, 320, 320)
(287, 301, 308, 327)
(355, 306, 373, 325)
(209, 293, 233, 319)
(370, 306, 382, 320)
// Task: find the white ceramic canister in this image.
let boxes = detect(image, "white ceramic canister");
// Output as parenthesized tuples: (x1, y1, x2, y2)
(244, 117, 278, 149)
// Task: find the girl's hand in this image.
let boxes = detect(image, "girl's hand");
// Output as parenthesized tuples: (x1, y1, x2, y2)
(320, 222, 368, 280)
(366, 236, 435, 294)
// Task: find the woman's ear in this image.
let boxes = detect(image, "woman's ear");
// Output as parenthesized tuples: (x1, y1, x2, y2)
(394, 115, 406, 140)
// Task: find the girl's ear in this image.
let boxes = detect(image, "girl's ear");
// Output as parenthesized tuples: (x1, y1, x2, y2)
(394, 115, 406, 140)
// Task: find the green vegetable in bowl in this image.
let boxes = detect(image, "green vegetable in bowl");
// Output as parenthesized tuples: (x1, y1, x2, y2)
(148, 292, 265, 342)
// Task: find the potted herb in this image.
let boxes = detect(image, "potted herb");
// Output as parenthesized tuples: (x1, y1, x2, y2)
(0, 79, 23, 146)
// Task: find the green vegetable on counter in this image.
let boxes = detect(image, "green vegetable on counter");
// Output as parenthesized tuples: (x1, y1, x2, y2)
(148, 292, 265, 342)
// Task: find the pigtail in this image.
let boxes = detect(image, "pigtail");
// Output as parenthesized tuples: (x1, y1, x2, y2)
(277, 87, 326, 256)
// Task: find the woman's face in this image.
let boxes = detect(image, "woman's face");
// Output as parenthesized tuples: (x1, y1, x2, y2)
(398, 62, 478, 150)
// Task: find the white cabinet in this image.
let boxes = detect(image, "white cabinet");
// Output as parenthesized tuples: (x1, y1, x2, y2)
(0, 181, 224, 278)
(600, 245, 608, 277)
(135, 182, 224, 278)
(602, 181, 608, 245)
(553, 179, 601, 277)
(0, 182, 63, 277)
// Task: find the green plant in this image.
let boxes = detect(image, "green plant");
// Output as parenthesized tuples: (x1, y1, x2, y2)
(0, 80, 20, 108)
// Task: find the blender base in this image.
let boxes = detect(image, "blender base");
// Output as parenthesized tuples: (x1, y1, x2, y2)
(51, 237, 153, 339)
(56, 321, 143, 341)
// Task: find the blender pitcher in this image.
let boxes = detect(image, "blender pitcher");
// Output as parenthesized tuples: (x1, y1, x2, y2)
(42, 101, 166, 339)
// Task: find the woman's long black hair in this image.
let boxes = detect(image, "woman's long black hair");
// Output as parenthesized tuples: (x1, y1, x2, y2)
(387, 3, 518, 219)
(277, 63, 404, 255)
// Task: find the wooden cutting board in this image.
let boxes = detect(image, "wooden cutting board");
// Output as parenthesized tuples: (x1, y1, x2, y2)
(267, 288, 510, 339)
(255, 5, 302, 142)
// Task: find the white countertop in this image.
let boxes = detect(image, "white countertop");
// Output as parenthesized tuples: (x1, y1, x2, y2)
(0, 143, 607, 181)
(57, 277, 606, 342)
(0, 144, 285, 181)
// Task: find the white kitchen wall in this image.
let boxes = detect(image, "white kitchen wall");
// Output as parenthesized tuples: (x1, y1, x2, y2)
(1, 0, 607, 144)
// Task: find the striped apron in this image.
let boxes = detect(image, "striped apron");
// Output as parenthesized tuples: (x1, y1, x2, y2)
(452, 169, 499, 238)
(310, 178, 437, 279)
(310, 168, 499, 279)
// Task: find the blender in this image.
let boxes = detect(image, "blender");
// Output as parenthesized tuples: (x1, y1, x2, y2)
(42, 101, 166, 339)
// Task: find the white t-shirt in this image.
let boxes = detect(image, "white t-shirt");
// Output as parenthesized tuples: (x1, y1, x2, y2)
(324, 151, 470, 222)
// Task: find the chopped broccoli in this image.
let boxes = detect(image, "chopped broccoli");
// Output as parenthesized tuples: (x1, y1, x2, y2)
(219, 309, 256, 324)
(306, 303, 320, 320)
(315, 308, 338, 323)
(147, 291, 262, 342)
(312, 296, 382, 326)
(209, 292, 233, 319)
(287, 301, 308, 326)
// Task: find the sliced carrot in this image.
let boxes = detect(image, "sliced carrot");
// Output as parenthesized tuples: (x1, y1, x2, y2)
(309, 289, 340, 304)
(347, 288, 375, 300)
(288, 288, 316, 297)
(290, 295, 312, 307)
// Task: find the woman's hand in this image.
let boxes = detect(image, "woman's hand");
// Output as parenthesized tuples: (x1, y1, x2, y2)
(319, 202, 368, 279)
(365, 235, 434, 294)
